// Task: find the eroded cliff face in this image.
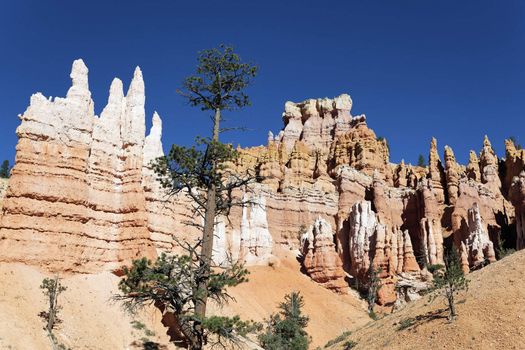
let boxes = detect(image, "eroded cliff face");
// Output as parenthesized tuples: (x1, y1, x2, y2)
(0, 60, 275, 273)
(0, 61, 157, 272)
(1, 61, 524, 307)
(225, 93, 523, 306)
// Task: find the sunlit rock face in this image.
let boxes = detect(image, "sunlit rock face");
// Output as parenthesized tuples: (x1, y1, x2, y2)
(0, 60, 205, 273)
(1, 61, 524, 307)
(300, 217, 347, 293)
(226, 94, 522, 304)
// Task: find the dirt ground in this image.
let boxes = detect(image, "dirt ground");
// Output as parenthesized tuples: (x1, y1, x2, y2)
(4, 246, 520, 350)
(327, 249, 525, 350)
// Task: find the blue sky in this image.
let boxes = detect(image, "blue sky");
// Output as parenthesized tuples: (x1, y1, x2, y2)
(0, 0, 524, 165)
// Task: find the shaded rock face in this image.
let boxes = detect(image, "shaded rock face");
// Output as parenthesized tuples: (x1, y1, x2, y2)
(510, 172, 525, 250)
(464, 203, 496, 268)
(347, 201, 420, 305)
(300, 217, 347, 293)
(1, 61, 525, 306)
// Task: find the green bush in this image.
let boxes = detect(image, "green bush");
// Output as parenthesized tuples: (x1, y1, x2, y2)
(258, 292, 310, 350)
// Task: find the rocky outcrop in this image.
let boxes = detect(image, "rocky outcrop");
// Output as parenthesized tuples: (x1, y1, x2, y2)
(301, 217, 347, 293)
(464, 203, 496, 267)
(0, 60, 158, 272)
(418, 179, 445, 266)
(444, 146, 461, 205)
(428, 138, 446, 205)
(347, 201, 420, 305)
(348, 201, 378, 280)
(238, 191, 274, 264)
(479, 136, 502, 194)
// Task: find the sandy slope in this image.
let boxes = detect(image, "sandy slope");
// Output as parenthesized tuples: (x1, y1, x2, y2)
(327, 250, 525, 350)
(0, 263, 176, 350)
(0, 249, 370, 349)
(3, 247, 523, 350)
(214, 249, 370, 348)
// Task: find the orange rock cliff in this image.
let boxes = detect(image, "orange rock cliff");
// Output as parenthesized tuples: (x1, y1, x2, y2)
(0, 60, 524, 307)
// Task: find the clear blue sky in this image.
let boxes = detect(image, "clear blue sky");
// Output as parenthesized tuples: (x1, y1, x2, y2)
(1, 0, 524, 165)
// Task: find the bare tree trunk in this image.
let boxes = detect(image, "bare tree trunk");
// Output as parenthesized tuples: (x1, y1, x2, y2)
(447, 286, 456, 321)
(47, 275, 59, 332)
(194, 108, 221, 345)
(47, 275, 60, 350)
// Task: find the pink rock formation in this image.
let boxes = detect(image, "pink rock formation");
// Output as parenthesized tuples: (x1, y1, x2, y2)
(504, 140, 525, 194)
(479, 136, 502, 194)
(418, 178, 445, 266)
(347, 200, 419, 305)
(0, 60, 158, 272)
(348, 201, 378, 280)
(466, 150, 481, 181)
(301, 217, 347, 293)
(444, 146, 461, 205)
(428, 137, 446, 205)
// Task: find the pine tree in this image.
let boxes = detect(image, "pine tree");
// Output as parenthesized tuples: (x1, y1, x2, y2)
(115, 252, 259, 349)
(428, 248, 469, 321)
(0, 160, 10, 178)
(115, 45, 259, 350)
(40, 276, 68, 350)
(259, 292, 311, 350)
(366, 266, 382, 318)
(417, 154, 426, 167)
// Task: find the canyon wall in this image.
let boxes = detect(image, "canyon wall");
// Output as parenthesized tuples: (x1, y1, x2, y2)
(1, 60, 524, 306)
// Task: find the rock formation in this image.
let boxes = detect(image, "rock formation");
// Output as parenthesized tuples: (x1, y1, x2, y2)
(301, 217, 347, 293)
(238, 191, 274, 264)
(1, 60, 525, 307)
(347, 201, 420, 304)
(464, 203, 496, 267)
(0, 61, 158, 272)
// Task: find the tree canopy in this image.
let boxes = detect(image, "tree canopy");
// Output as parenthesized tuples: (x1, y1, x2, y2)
(178, 45, 258, 112)
(0, 160, 10, 178)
